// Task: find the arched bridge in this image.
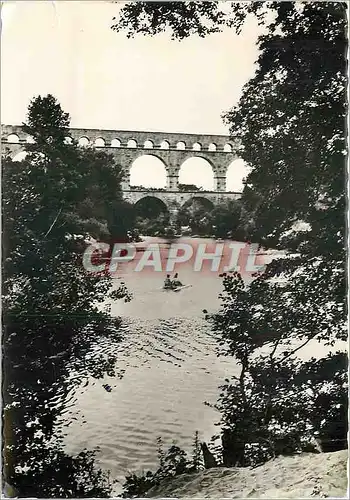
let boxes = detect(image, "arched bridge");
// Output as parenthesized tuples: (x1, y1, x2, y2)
(2, 125, 243, 214)
(125, 189, 241, 221)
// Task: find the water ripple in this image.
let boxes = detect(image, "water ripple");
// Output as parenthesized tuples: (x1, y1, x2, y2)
(63, 315, 237, 480)
(63, 238, 239, 482)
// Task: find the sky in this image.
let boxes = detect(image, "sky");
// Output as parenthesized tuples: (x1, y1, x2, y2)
(2, 1, 261, 190)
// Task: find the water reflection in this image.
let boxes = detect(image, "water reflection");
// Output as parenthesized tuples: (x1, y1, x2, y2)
(63, 238, 251, 483)
(62, 237, 346, 491)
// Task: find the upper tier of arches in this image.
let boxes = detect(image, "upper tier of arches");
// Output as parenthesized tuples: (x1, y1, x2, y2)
(3, 127, 237, 153)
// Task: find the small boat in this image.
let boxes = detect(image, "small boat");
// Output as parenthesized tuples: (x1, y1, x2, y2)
(173, 284, 192, 292)
(162, 284, 192, 292)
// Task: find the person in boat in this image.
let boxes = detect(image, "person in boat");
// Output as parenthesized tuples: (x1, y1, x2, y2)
(172, 273, 183, 288)
(164, 274, 173, 289)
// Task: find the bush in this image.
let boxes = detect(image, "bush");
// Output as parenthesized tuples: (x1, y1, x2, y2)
(122, 433, 204, 498)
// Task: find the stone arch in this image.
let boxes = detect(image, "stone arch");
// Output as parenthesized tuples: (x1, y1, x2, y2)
(129, 154, 167, 189)
(144, 139, 154, 149)
(95, 137, 105, 147)
(160, 140, 170, 149)
(135, 194, 168, 207)
(192, 142, 201, 151)
(181, 195, 214, 210)
(176, 141, 186, 150)
(226, 158, 250, 192)
(78, 136, 89, 147)
(7, 133, 20, 143)
(224, 143, 233, 152)
(111, 138, 121, 147)
(127, 139, 137, 148)
(178, 196, 215, 234)
(178, 157, 215, 191)
(208, 143, 216, 151)
(134, 195, 170, 221)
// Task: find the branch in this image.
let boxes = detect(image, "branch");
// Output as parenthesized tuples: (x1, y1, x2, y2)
(270, 336, 282, 360)
(44, 207, 63, 239)
(278, 334, 317, 365)
(239, 356, 249, 407)
(263, 336, 283, 426)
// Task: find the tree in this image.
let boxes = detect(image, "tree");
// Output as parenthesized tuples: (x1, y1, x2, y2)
(208, 269, 347, 466)
(223, 3, 347, 255)
(211, 200, 244, 239)
(191, 431, 204, 471)
(112, 2, 227, 39)
(176, 199, 245, 238)
(176, 199, 214, 235)
(133, 196, 171, 235)
(134, 212, 171, 237)
(2, 95, 131, 496)
(113, 2, 348, 465)
(220, 4, 347, 461)
(122, 434, 203, 498)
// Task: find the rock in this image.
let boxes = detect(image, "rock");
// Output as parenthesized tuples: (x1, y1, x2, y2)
(145, 450, 347, 498)
(200, 442, 217, 469)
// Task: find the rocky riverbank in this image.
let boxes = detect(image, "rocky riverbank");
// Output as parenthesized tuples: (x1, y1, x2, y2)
(145, 450, 347, 498)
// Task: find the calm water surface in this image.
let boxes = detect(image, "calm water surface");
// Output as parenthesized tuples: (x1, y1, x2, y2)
(62, 238, 262, 485)
(62, 237, 339, 488)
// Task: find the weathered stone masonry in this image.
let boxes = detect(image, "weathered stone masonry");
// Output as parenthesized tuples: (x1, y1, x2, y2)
(2, 125, 242, 218)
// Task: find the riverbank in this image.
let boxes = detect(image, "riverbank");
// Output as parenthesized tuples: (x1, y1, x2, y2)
(145, 450, 347, 498)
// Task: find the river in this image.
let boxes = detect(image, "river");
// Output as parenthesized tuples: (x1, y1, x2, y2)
(62, 237, 268, 487)
(60, 234, 346, 494)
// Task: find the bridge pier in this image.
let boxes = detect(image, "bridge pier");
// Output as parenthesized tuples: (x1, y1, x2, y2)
(166, 175, 179, 191)
(169, 208, 179, 225)
(121, 173, 130, 190)
(215, 176, 226, 192)
(166, 167, 179, 191)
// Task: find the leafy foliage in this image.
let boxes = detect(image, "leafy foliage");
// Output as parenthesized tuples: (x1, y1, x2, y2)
(114, 1, 348, 467)
(129, 185, 166, 192)
(223, 2, 347, 255)
(9, 448, 113, 498)
(207, 270, 347, 466)
(211, 200, 246, 239)
(191, 431, 203, 470)
(112, 1, 226, 39)
(122, 435, 204, 498)
(214, 2, 347, 465)
(134, 213, 173, 237)
(176, 199, 246, 239)
(176, 201, 214, 236)
(2, 95, 130, 496)
(178, 183, 202, 192)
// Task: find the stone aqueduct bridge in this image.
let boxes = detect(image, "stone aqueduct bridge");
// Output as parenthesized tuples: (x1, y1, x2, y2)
(2, 125, 242, 214)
